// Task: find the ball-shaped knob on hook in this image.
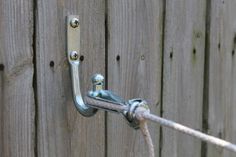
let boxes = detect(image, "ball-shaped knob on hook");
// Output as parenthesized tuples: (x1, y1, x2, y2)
(91, 74, 104, 91)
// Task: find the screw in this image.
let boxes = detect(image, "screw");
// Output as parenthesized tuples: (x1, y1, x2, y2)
(70, 51, 79, 60)
(70, 18, 79, 28)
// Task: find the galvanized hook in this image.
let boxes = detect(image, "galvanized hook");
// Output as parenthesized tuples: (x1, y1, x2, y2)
(67, 15, 98, 116)
(67, 15, 126, 117)
(67, 15, 149, 129)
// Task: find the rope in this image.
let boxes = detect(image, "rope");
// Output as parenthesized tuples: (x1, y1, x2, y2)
(86, 96, 155, 157)
(139, 112, 236, 153)
(139, 120, 154, 157)
(86, 96, 127, 112)
(136, 107, 155, 157)
(85, 96, 236, 155)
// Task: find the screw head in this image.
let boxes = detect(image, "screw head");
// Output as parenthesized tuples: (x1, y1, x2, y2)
(70, 18, 79, 28)
(70, 51, 79, 60)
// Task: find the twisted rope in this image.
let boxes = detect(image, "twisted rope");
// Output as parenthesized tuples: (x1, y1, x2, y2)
(140, 112, 236, 152)
(136, 107, 155, 157)
(86, 96, 236, 157)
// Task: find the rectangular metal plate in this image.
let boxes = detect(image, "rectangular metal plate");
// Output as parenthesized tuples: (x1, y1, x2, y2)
(67, 15, 80, 59)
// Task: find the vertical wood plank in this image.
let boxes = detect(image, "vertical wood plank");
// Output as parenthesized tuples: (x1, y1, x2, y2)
(0, 64, 2, 155)
(107, 0, 163, 156)
(162, 0, 206, 157)
(0, 0, 35, 156)
(36, 0, 105, 156)
(207, 1, 236, 157)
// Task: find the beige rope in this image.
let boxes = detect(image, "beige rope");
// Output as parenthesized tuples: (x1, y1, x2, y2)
(86, 96, 236, 155)
(86, 96, 154, 157)
(136, 107, 155, 157)
(140, 112, 236, 153)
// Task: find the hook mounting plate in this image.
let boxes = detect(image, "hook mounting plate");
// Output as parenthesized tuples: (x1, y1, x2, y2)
(67, 15, 80, 60)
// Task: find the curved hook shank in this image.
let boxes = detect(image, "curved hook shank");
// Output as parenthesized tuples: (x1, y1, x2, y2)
(69, 59, 98, 116)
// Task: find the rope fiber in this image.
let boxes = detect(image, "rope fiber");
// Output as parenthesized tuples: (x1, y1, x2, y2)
(85, 96, 236, 157)
(136, 106, 155, 157)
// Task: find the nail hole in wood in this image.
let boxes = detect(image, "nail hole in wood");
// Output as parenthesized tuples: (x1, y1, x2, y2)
(218, 43, 221, 49)
(232, 50, 235, 56)
(196, 32, 201, 38)
(141, 55, 145, 60)
(116, 55, 120, 61)
(80, 55, 84, 62)
(49, 61, 54, 67)
(170, 52, 173, 59)
(193, 48, 196, 54)
(0, 64, 4, 71)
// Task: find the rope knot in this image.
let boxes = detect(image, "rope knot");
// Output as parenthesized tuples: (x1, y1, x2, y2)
(125, 98, 150, 129)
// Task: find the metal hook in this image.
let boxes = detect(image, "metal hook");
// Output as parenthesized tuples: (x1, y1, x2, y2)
(67, 15, 149, 129)
(67, 15, 126, 116)
(67, 15, 98, 116)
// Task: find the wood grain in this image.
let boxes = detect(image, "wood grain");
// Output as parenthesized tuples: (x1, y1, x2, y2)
(0, 0, 35, 156)
(35, 0, 105, 156)
(206, 1, 236, 157)
(162, 0, 206, 157)
(107, 0, 163, 156)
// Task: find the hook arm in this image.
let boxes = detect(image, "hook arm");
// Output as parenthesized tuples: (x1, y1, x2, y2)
(68, 57, 98, 116)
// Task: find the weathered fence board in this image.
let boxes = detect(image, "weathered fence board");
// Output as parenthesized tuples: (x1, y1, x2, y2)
(162, 0, 206, 157)
(1, 1, 236, 157)
(207, 1, 236, 157)
(107, 0, 163, 156)
(0, 0, 35, 156)
(35, 0, 105, 157)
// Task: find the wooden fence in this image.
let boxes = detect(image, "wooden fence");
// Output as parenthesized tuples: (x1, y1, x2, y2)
(0, 0, 236, 157)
